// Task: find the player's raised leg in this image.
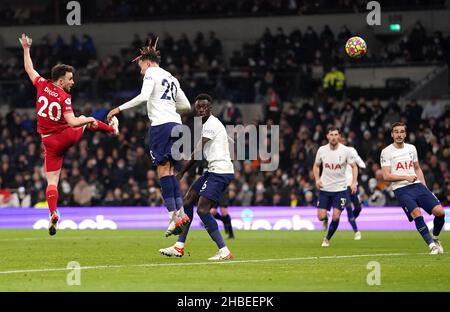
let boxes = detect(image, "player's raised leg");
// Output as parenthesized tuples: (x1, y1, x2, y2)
(84, 116, 118, 136)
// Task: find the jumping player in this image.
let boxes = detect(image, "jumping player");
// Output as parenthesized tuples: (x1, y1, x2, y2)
(380, 122, 445, 254)
(341, 136, 365, 240)
(20, 33, 119, 235)
(159, 94, 234, 260)
(107, 38, 191, 236)
(313, 126, 358, 247)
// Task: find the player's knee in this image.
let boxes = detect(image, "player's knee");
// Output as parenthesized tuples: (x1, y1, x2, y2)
(197, 197, 213, 216)
(410, 208, 422, 219)
(432, 205, 445, 217)
(332, 216, 341, 222)
(197, 206, 209, 217)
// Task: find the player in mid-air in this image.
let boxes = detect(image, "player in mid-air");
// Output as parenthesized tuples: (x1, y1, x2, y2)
(20, 33, 119, 235)
(341, 136, 365, 240)
(313, 126, 358, 247)
(159, 94, 234, 260)
(107, 38, 192, 236)
(380, 122, 445, 254)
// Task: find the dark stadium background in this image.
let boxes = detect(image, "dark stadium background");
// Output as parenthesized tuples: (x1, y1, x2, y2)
(1, 0, 448, 209)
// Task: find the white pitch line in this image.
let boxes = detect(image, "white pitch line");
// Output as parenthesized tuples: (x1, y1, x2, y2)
(0, 252, 420, 275)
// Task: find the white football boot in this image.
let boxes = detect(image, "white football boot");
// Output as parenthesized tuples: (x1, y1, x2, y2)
(429, 242, 440, 255)
(208, 247, 233, 261)
(321, 238, 330, 247)
(108, 116, 120, 137)
(432, 236, 444, 254)
(159, 245, 184, 258)
(354, 231, 362, 240)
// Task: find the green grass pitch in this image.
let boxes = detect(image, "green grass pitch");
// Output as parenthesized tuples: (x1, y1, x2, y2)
(0, 230, 449, 291)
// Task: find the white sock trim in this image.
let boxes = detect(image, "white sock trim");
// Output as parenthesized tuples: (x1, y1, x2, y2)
(175, 242, 185, 248)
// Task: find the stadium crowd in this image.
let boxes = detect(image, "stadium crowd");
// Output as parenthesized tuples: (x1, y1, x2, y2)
(0, 0, 446, 25)
(2, 21, 450, 107)
(1, 96, 449, 208)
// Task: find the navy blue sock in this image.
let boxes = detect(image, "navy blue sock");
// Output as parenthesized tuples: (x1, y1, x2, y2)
(171, 176, 183, 211)
(177, 202, 194, 244)
(353, 201, 362, 219)
(414, 216, 433, 245)
(433, 215, 445, 237)
(198, 211, 226, 249)
(213, 213, 224, 221)
(160, 176, 176, 212)
(326, 219, 340, 240)
(346, 207, 358, 232)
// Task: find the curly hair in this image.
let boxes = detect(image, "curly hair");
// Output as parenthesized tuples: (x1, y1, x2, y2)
(132, 37, 161, 64)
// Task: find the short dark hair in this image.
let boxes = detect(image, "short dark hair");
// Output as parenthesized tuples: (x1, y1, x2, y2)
(51, 64, 74, 81)
(391, 122, 407, 132)
(327, 125, 340, 134)
(195, 93, 213, 103)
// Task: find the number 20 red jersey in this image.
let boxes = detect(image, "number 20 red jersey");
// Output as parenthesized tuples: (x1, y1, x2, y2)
(33, 76, 73, 135)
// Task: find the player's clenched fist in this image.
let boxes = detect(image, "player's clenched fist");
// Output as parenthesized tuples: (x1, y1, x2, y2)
(19, 33, 32, 49)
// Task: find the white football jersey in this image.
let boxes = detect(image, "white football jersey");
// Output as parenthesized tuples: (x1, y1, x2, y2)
(119, 66, 191, 126)
(202, 115, 234, 174)
(345, 147, 366, 186)
(315, 143, 356, 192)
(380, 143, 420, 190)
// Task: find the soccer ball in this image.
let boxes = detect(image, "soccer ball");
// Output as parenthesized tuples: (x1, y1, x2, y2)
(345, 36, 367, 58)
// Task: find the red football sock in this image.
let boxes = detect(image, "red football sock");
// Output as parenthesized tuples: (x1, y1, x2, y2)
(88, 120, 114, 133)
(46, 184, 58, 215)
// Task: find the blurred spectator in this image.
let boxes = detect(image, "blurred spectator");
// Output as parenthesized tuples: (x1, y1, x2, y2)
(323, 66, 345, 100)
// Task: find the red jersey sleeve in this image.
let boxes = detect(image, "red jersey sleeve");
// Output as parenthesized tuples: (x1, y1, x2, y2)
(33, 76, 46, 88)
(62, 96, 73, 113)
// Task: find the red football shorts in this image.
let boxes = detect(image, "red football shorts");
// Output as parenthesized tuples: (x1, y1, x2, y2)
(42, 127, 84, 172)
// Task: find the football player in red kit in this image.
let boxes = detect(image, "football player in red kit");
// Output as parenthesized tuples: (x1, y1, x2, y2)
(20, 33, 120, 236)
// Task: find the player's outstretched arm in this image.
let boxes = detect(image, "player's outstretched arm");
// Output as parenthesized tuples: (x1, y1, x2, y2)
(107, 72, 155, 122)
(19, 33, 40, 83)
(64, 112, 96, 128)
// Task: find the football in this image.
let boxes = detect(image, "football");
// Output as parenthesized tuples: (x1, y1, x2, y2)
(345, 36, 367, 58)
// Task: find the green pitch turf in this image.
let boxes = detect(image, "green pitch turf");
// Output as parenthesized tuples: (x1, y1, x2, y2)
(0, 230, 449, 291)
